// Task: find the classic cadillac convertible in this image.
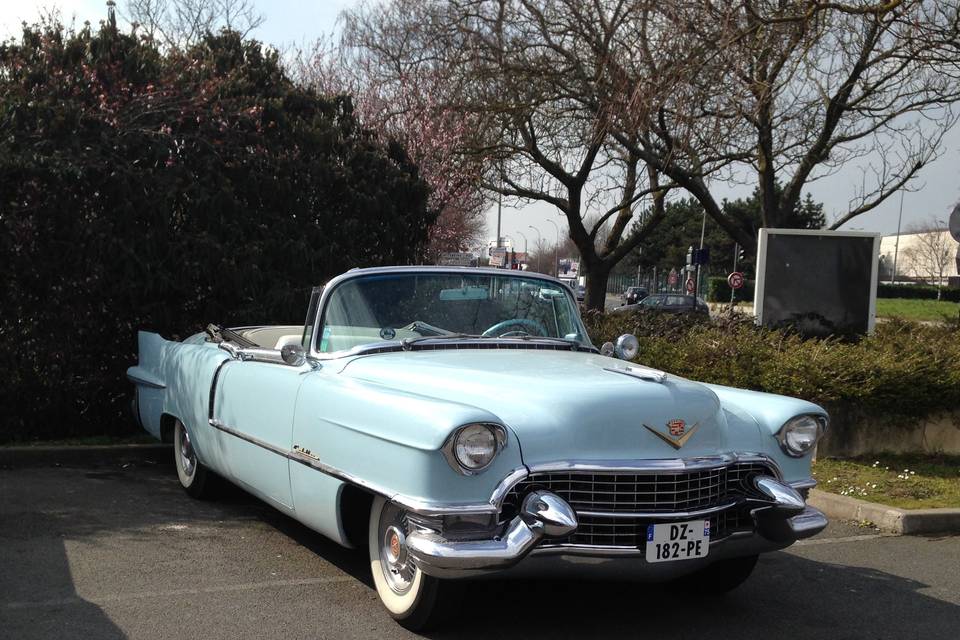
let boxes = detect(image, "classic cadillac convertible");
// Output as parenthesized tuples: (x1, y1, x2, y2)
(128, 266, 828, 630)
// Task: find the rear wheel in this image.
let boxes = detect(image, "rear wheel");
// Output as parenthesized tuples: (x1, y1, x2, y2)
(173, 420, 217, 499)
(673, 554, 759, 594)
(368, 496, 462, 631)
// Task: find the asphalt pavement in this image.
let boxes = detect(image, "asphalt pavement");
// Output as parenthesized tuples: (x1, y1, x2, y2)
(2, 458, 959, 640)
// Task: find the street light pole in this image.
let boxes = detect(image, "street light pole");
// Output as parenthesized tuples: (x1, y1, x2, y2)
(516, 231, 528, 269)
(546, 219, 560, 276)
(528, 225, 542, 272)
(892, 189, 905, 285)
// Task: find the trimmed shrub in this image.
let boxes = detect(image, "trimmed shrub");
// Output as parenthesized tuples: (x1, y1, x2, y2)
(877, 283, 960, 302)
(0, 26, 434, 442)
(706, 276, 755, 303)
(582, 311, 960, 417)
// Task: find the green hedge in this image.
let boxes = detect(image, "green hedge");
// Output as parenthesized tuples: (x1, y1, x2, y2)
(706, 277, 755, 302)
(706, 279, 959, 303)
(878, 284, 960, 302)
(581, 311, 960, 416)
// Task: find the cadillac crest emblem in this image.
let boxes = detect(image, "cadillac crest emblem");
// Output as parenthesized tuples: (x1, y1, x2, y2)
(643, 419, 701, 449)
(668, 419, 686, 436)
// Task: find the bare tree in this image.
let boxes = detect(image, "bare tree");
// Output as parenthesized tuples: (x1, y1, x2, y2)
(605, 0, 960, 250)
(335, 0, 675, 309)
(122, 0, 263, 46)
(902, 220, 956, 297)
(332, 0, 960, 308)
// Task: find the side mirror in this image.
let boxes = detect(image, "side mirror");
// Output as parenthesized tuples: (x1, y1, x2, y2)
(614, 334, 639, 360)
(281, 343, 306, 366)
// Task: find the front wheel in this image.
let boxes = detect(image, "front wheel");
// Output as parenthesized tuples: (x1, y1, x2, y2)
(368, 496, 463, 631)
(173, 420, 217, 499)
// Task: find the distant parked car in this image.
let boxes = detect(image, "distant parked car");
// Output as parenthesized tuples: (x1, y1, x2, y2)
(613, 293, 710, 317)
(621, 286, 649, 306)
(575, 284, 586, 302)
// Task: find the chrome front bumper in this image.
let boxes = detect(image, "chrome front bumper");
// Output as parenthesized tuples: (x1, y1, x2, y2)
(405, 477, 827, 580)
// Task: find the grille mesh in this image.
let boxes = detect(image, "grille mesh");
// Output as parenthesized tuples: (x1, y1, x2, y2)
(502, 461, 775, 548)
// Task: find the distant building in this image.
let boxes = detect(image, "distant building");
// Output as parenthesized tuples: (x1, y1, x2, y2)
(878, 229, 959, 285)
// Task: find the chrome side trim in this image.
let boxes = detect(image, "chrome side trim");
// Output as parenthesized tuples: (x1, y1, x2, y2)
(207, 417, 503, 516)
(788, 478, 818, 491)
(209, 419, 290, 458)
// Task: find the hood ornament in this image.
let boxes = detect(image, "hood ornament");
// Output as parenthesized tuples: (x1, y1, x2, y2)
(643, 420, 701, 449)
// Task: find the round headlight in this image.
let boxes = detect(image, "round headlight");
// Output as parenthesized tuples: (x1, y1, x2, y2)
(777, 415, 825, 457)
(454, 424, 498, 471)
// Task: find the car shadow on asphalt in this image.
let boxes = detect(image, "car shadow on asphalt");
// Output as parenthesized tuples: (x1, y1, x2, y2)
(1, 506, 129, 639)
(4, 461, 959, 639)
(226, 478, 960, 640)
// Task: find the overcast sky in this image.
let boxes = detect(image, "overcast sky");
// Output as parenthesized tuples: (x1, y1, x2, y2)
(3, 0, 958, 244)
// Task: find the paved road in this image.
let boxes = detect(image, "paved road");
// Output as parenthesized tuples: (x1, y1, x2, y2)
(3, 459, 959, 640)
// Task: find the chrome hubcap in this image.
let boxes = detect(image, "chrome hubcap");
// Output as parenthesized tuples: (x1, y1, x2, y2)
(178, 426, 196, 476)
(378, 504, 416, 594)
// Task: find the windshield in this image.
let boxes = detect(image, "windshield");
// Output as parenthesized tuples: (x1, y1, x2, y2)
(316, 272, 589, 354)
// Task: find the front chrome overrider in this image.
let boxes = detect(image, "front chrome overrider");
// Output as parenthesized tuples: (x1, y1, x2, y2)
(405, 490, 578, 578)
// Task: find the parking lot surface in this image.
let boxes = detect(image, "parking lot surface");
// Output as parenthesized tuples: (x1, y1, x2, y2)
(3, 458, 959, 639)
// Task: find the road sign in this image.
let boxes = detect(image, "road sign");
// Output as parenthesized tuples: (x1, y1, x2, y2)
(685, 277, 695, 294)
(727, 271, 745, 290)
(949, 201, 960, 242)
(668, 268, 678, 286)
(438, 252, 472, 266)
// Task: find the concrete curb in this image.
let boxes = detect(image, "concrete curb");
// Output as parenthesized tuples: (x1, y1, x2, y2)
(0, 443, 172, 468)
(808, 489, 960, 535)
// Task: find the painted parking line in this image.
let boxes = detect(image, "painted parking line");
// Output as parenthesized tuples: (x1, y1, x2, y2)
(793, 533, 897, 547)
(2, 575, 359, 610)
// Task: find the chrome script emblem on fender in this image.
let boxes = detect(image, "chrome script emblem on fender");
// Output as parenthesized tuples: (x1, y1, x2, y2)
(643, 420, 701, 449)
(292, 444, 320, 461)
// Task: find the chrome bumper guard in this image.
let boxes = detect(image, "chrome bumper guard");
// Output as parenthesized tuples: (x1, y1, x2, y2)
(406, 477, 827, 579)
(406, 490, 577, 577)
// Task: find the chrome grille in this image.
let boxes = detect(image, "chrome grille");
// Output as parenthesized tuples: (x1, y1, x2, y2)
(502, 461, 776, 548)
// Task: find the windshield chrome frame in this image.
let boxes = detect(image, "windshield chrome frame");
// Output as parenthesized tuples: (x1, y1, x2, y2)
(306, 266, 593, 360)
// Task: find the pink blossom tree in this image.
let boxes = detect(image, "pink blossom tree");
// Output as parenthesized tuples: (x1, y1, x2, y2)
(294, 8, 488, 260)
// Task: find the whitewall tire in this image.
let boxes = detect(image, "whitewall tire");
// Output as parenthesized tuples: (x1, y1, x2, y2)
(173, 420, 217, 499)
(368, 495, 462, 630)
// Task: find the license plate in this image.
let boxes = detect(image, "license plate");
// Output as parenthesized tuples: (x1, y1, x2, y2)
(645, 520, 710, 563)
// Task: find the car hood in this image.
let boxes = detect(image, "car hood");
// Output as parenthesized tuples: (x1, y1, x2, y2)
(339, 349, 750, 466)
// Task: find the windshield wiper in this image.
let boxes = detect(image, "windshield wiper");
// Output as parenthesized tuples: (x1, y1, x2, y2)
(508, 335, 590, 351)
(400, 333, 481, 350)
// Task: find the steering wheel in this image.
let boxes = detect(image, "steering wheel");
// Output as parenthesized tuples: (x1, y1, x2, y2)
(481, 318, 549, 338)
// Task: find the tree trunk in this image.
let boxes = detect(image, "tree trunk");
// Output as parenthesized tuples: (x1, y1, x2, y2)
(583, 263, 611, 312)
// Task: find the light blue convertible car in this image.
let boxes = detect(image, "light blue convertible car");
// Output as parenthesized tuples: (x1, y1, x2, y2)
(128, 266, 828, 630)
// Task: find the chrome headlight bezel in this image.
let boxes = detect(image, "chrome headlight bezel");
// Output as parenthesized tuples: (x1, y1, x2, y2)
(775, 414, 828, 457)
(442, 423, 507, 475)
